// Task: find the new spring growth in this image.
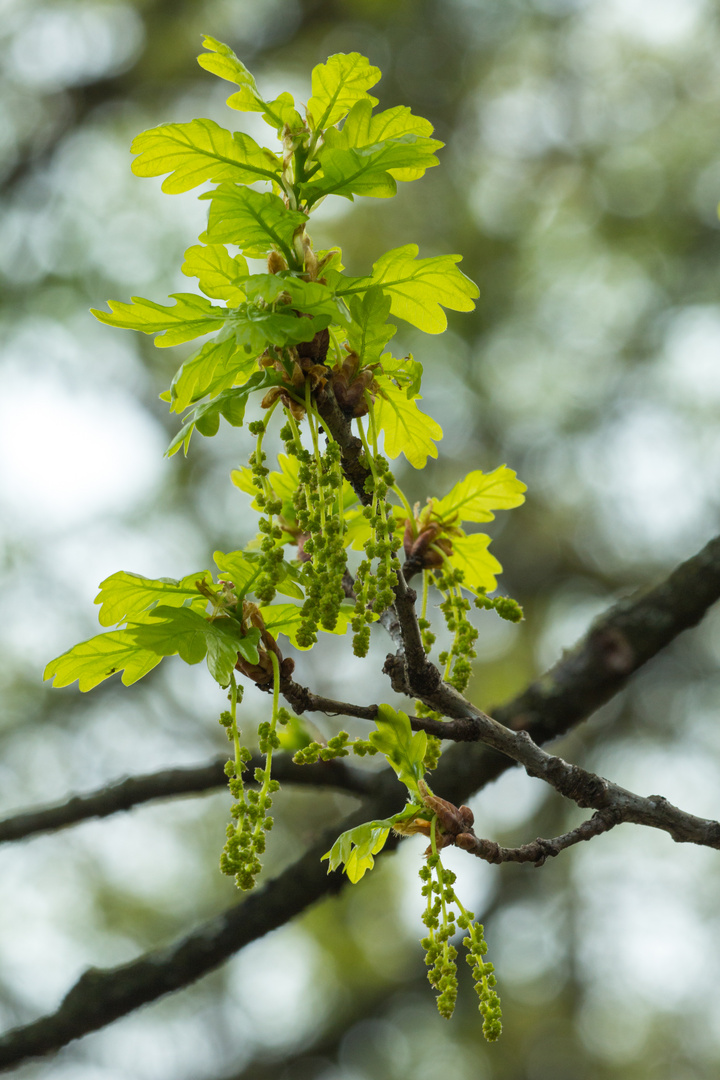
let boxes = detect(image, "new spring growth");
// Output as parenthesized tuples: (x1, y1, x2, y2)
(420, 816, 502, 1037)
(45, 40, 527, 1038)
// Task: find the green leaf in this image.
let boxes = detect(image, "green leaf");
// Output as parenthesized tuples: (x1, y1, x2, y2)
(92, 293, 228, 348)
(202, 185, 307, 261)
(343, 507, 373, 551)
(128, 606, 261, 685)
(44, 632, 164, 691)
(304, 99, 442, 202)
(258, 603, 355, 649)
(181, 244, 248, 305)
(214, 549, 260, 598)
(243, 274, 350, 324)
(166, 373, 270, 457)
(131, 118, 281, 194)
(204, 618, 261, 686)
(169, 334, 257, 414)
(322, 820, 392, 883)
(333, 245, 479, 334)
(214, 550, 304, 601)
(447, 533, 503, 594)
(434, 466, 527, 524)
(232, 453, 301, 517)
(198, 36, 302, 129)
(229, 305, 329, 354)
(373, 377, 442, 469)
(307, 52, 381, 131)
(125, 606, 209, 665)
(347, 287, 395, 364)
(46, 603, 261, 691)
(380, 353, 423, 397)
(368, 704, 427, 799)
(94, 570, 213, 627)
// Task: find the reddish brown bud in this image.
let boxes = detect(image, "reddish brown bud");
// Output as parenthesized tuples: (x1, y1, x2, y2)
(267, 251, 287, 274)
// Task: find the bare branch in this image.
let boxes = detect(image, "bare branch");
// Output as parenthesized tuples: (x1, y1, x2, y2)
(278, 674, 378, 721)
(494, 531, 720, 742)
(0, 753, 374, 847)
(455, 811, 618, 866)
(0, 776, 406, 1074)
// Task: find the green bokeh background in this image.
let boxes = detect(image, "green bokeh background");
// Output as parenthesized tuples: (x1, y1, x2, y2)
(1, 1, 720, 1077)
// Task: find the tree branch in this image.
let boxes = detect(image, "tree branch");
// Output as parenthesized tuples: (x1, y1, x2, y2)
(495, 531, 720, 742)
(455, 810, 618, 865)
(0, 753, 373, 847)
(0, 776, 406, 1074)
(278, 674, 378, 721)
(1, 535, 719, 1067)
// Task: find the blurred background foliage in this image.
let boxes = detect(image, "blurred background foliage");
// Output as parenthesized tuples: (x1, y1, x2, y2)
(1, 0, 720, 1076)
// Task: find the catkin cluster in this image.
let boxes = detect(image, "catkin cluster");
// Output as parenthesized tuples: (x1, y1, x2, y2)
(352, 455, 402, 656)
(420, 847, 502, 1038)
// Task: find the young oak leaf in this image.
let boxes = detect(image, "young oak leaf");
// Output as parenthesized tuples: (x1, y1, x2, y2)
(231, 453, 300, 516)
(130, 606, 260, 677)
(181, 244, 248, 305)
(197, 36, 303, 129)
(131, 119, 281, 194)
(92, 293, 228, 348)
(44, 632, 164, 691)
(169, 335, 257, 414)
(305, 99, 443, 202)
(347, 287, 396, 365)
(166, 372, 270, 457)
(46, 601, 261, 692)
(368, 704, 427, 800)
(373, 377, 442, 469)
(214, 550, 304, 601)
(323, 821, 393, 883)
(258, 603, 356, 649)
(201, 185, 307, 261)
(307, 52, 381, 131)
(94, 570, 214, 628)
(242, 274, 350, 325)
(333, 245, 479, 335)
(433, 466, 527, 523)
(447, 533, 503, 594)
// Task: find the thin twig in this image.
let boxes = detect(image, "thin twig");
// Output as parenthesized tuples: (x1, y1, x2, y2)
(455, 811, 618, 866)
(0, 753, 374, 846)
(279, 675, 378, 721)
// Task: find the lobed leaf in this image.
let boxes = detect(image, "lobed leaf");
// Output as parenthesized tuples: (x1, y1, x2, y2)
(434, 466, 527, 524)
(166, 372, 270, 457)
(368, 704, 427, 799)
(198, 36, 303, 129)
(181, 244, 248, 305)
(131, 119, 281, 194)
(447, 533, 503, 594)
(373, 377, 442, 469)
(322, 820, 393, 883)
(44, 632, 164, 692)
(368, 245, 479, 334)
(307, 52, 381, 131)
(128, 606, 260, 684)
(169, 335, 257, 414)
(347, 287, 395, 365)
(92, 293, 228, 348)
(304, 100, 442, 202)
(202, 185, 307, 261)
(94, 570, 213, 628)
